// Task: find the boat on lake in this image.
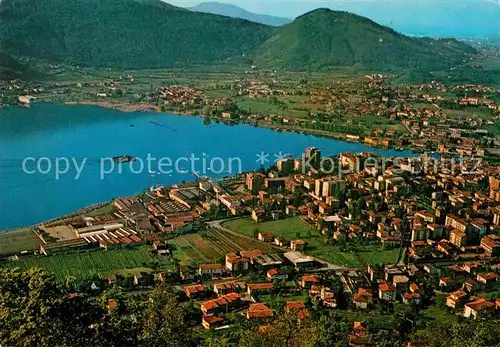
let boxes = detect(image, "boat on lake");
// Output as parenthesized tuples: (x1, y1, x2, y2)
(112, 155, 136, 163)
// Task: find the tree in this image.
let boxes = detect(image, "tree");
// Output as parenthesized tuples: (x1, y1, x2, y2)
(253, 227, 260, 238)
(94, 289, 145, 347)
(238, 313, 317, 347)
(142, 284, 197, 347)
(313, 311, 350, 347)
(0, 267, 100, 347)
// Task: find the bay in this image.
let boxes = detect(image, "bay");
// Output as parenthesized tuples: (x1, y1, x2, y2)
(0, 103, 412, 230)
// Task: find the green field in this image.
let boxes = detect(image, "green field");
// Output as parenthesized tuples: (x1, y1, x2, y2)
(356, 245, 400, 265)
(223, 217, 316, 239)
(0, 228, 42, 255)
(222, 217, 362, 267)
(223, 217, 399, 267)
(1, 245, 170, 282)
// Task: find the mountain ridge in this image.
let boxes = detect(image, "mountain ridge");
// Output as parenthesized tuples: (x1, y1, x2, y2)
(0, 1, 477, 73)
(253, 8, 476, 71)
(189, 2, 291, 27)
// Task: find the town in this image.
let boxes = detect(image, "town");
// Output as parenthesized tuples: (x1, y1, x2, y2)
(2, 145, 500, 345)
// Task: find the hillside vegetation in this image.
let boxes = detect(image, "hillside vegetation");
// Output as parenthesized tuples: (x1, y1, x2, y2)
(0, 0, 271, 69)
(253, 9, 477, 71)
(0, 2, 477, 73)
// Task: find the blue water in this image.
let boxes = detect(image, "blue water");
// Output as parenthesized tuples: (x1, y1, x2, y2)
(0, 103, 413, 230)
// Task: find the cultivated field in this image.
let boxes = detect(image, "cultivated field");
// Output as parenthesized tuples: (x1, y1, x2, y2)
(171, 228, 278, 265)
(0, 228, 42, 255)
(1, 245, 166, 282)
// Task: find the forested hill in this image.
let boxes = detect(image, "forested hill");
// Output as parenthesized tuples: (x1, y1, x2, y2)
(253, 9, 477, 71)
(0, 0, 271, 69)
(0, 2, 477, 72)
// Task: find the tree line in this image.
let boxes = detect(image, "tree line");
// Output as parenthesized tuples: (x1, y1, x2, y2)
(1, 268, 499, 347)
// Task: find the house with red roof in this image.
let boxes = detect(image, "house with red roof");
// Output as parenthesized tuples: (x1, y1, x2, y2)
(266, 268, 288, 281)
(200, 293, 242, 315)
(300, 275, 320, 288)
(378, 282, 397, 302)
(202, 314, 224, 329)
(352, 288, 373, 309)
(246, 303, 274, 319)
(247, 283, 273, 295)
(184, 284, 208, 299)
(464, 298, 495, 319)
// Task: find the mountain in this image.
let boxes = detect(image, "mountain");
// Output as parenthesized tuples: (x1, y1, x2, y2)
(0, 2, 477, 73)
(253, 9, 477, 71)
(0, 52, 27, 79)
(0, 0, 271, 69)
(189, 2, 291, 27)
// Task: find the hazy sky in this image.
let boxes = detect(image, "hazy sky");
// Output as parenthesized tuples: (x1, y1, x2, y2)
(169, 0, 500, 37)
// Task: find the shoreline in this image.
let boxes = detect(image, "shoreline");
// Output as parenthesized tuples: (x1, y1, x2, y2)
(0, 101, 414, 234)
(60, 100, 409, 152)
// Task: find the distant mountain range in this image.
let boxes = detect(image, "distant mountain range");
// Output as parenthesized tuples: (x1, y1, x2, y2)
(0, 0, 477, 74)
(189, 2, 291, 27)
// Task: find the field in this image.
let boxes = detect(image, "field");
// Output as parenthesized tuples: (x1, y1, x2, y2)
(222, 217, 315, 239)
(171, 229, 278, 266)
(0, 228, 42, 255)
(356, 245, 400, 265)
(1, 245, 167, 282)
(223, 217, 399, 267)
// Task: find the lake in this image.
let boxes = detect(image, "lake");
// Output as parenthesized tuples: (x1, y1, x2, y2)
(0, 103, 413, 230)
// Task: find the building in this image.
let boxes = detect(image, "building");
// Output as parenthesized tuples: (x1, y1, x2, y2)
(198, 264, 226, 278)
(463, 298, 495, 319)
(200, 293, 242, 315)
(246, 303, 273, 319)
(284, 251, 316, 270)
(476, 272, 498, 286)
(225, 253, 251, 273)
(300, 275, 320, 288)
(266, 268, 288, 281)
(481, 234, 500, 257)
(446, 290, 468, 310)
(213, 281, 241, 296)
(264, 177, 288, 193)
(276, 158, 294, 174)
(285, 301, 306, 313)
(378, 283, 397, 302)
(252, 253, 284, 269)
(445, 215, 471, 234)
(352, 288, 373, 309)
(202, 314, 224, 329)
(449, 229, 467, 248)
(246, 173, 265, 194)
(152, 241, 169, 255)
(290, 239, 305, 251)
(184, 284, 208, 299)
(247, 283, 273, 295)
(258, 232, 274, 242)
(304, 147, 321, 170)
(403, 292, 421, 305)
